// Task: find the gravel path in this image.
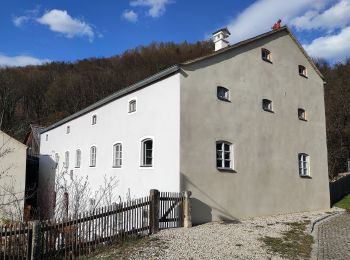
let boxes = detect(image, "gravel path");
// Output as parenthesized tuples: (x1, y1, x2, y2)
(316, 212, 350, 260)
(126, 209, 342, 260)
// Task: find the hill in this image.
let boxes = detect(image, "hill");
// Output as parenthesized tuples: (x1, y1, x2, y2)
(0, 41, 213, 139)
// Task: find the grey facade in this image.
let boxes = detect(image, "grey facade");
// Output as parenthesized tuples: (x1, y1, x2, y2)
(179, 29, 330, 223)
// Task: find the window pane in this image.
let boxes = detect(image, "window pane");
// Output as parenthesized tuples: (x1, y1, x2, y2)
(216, 143, 222, 150)
(216, 160, 222, 168)
(224, 152, 230, 159)
(224, 143, 230, 151)
(224, 160, 230, 168)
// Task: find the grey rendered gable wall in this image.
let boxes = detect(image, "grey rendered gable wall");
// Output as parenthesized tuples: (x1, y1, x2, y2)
(179, 30, 330, 224)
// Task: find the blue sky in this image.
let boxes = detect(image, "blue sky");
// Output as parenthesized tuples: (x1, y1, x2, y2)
(1, 0, 350, 66)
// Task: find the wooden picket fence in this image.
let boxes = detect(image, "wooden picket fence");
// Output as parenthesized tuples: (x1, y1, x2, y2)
(0, 190, 190, 259)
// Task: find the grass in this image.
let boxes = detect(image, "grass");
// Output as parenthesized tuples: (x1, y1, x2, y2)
(83, 236, 164, 259)
(260, 220, 313, 260)
(334, 194, 350, 210)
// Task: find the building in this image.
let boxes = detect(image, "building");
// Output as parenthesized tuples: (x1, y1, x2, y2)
(39, 26, 330, 223)
(24, 124, 45, 157)
(0, 130, 27, 222)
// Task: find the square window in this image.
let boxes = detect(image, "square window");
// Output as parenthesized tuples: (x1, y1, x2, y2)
(261, 48, 271, 62)
(129, 100, 136, 113)
(262, 99, 273, 112)
(217, 86, 230, 101)
(298, 108, 306, 120)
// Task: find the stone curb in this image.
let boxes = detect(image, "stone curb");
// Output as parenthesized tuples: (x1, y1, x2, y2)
(310, 211, 345, 260)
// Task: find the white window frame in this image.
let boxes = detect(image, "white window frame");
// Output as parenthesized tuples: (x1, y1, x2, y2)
(298, 153, 310, 177)
(217, 86, 230, 101)
(261, 48, 272, 62)
(90, 146, 97, 167)
(140, 138, 153, 167)
(66, 125, 70, 134)
(64, 151, 69, 169)
(113, 143, 123, 168)
(92, 115, 97, 125)
(75, 149, 81, 168)
(128, 98, 137, 113)
(298, 108, 307, 121)
(262, 99, 273, 112)
(216, 141, 234, 170)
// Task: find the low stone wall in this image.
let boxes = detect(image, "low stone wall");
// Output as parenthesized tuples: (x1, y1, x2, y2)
(330, 174, 350, 205)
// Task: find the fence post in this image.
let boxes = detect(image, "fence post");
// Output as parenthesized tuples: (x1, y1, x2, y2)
(149, 189, 160, 234)
(30, 220, 42, 260)
(183, 191, 192, 228)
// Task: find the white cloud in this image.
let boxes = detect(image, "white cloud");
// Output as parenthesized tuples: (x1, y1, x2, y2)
(303, 26, 350, 61)
(12, 7, 40, 27)
(291, 0, 350, 31)
(225, 0, 328, 43)
(122, 10, 138, 22)
(130, 0, 173, 18)
(0, 54, 50, 67)
(36, 9, 94, 41)
(12, 16, 30, 27)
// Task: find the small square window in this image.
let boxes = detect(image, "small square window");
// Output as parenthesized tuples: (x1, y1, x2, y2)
(129, 100, 136, 113)
(298, 108, 306, 121)
(261, 48, 271, 62)
(298, 65, 307, 77)
(262, 99, 273, 112)
(92, 115, 97, 125)
(217, 86, 230, 101)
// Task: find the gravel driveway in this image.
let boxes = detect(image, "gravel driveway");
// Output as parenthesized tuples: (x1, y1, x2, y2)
(124, 209, 342, 260)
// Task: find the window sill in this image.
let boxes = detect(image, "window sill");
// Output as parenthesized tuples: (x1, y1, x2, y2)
(217, 168, 236, 173)
(299, 118, 307, 122)
(262, 58, 273, 64)
(128, 111, 136, 114)
(140, 165, 153, 168)
(299, 175, 312, 179)
(75, 166, 80, 169)
(112, 166, 122, 168)
(299, 74, 308, 79)
(89, 166, 96, 168)
(263, 109, 274, 113)
(217, 97, 231, 102)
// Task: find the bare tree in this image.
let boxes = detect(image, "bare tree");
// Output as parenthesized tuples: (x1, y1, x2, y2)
(52, 155, 119, 220)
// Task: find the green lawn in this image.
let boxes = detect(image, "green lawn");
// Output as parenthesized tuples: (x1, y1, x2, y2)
(334, 194, 350, 210)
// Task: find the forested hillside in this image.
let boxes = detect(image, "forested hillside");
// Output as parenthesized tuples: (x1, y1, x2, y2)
(0, 41, 213, 139)
(317, 59, 350, 178)
(0, 39, 349, 179)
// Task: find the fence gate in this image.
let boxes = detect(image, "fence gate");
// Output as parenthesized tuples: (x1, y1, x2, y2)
(159, 192, 185, 229)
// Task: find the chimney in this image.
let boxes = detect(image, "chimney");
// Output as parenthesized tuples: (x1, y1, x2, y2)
(212, 28, 231, 51)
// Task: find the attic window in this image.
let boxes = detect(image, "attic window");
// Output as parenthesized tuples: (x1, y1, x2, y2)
(129, 99, 136, 113)
(261, 48, 272, 62)
(92, 115, 97, 125)
(298, 108, 306, 121)
(262, 99, 273, 112)
(217, 86, 230, 101)
(46, 134, 48, 141)
(66, 126, 70, 134)
(299, 65, 307, 77)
